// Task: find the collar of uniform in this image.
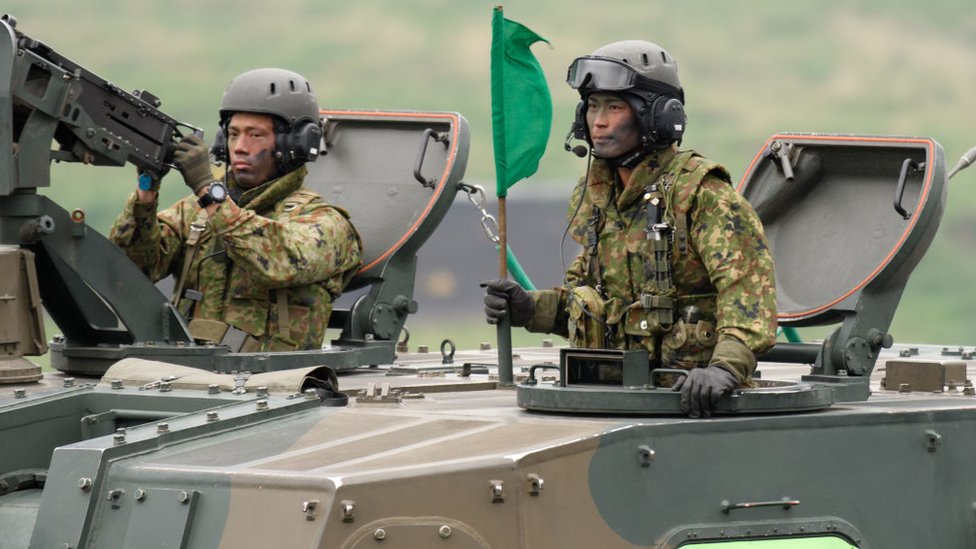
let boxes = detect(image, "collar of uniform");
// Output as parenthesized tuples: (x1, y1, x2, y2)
(586, 145, 679, 212)
(232, 165, 307, 211)
(615, 144, 678, 211)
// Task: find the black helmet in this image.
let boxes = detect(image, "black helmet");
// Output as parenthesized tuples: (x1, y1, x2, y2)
(215, 68, 323, 171)
(567, 40, 687, 161)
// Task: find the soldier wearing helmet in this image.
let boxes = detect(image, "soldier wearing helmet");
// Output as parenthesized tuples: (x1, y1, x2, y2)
(484, 41, 777, 418)
(110, 68, 363, 352)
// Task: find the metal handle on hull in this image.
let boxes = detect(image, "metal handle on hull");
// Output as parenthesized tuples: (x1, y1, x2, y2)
(894, 158, 923, 220)
(413, 128, 449, 188)
(721, 497, 800, 514)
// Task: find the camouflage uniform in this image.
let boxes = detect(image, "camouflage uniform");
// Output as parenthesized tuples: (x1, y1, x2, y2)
(526, 145, 776, 383)
(110, 165, 363, 352)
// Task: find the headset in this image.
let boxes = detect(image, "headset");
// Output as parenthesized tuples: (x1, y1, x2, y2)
(211, 115, 322, 174)
(569, 91, 686, 157)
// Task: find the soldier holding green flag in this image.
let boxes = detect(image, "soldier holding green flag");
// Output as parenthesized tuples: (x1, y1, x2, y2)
(484, 40, 777, 418)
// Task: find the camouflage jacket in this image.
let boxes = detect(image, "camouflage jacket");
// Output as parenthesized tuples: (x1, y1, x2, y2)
(526, 145, 777, 381)
(109, 165, 363, 351)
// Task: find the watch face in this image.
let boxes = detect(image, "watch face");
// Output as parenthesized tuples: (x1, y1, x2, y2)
(210, 182, 227, 201)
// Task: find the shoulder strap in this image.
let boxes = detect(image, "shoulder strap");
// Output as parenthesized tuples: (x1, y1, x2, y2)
(171, 208, 210, 311)
(670, 152, 730, 256)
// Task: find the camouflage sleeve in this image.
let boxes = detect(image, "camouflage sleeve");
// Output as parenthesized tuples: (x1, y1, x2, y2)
(690, 175, 777, 378)
(207, 198, 362, 293)
(525, 247, 587, 336)
(108, 192, 189, 282)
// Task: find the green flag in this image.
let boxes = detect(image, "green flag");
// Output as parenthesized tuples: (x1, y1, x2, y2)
(490, 6, 551, 197)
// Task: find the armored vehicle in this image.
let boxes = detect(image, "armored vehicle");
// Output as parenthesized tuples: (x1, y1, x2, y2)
(2, 14, 976, 549)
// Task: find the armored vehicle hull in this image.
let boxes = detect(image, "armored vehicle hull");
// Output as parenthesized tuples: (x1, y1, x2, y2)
(2, 345, 975, 548)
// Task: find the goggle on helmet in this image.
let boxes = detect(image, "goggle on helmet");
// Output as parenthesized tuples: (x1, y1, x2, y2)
(566, 56, 685, 104)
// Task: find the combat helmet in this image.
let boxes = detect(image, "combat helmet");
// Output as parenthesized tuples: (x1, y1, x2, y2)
(214, 68, 323, 172)
(567, 40, 687, 163)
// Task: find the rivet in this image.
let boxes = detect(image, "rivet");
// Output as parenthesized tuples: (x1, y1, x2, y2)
(302, 499, 319, 521)
(527, 473, 544, 496)
(638, 445, 656, 467)
(489, 480, 504, 503)
(77, 477, 93, 491)
(341, 500, 355, 522)
(438, 525, 452, 538)
(373, 528, 386, 540)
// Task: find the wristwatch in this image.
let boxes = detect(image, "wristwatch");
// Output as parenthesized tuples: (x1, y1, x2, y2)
(198, 181, 228, 208)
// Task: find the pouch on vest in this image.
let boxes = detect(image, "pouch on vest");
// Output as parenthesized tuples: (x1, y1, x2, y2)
(187, 318, 261, 353)
(567, 286, 606, 348)
(661, 318, 718, 370)
(622, 293, 675, 338)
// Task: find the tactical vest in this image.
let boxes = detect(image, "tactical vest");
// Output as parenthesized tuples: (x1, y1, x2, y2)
(570, 150, 732, 368)
(177, 188, 355, 353)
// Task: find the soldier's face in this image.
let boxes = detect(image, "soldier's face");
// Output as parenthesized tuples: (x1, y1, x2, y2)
(227, 112, 277, 188)
(586, 93, 640, 159)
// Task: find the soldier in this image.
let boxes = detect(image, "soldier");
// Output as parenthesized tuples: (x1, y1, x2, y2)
(110, 68, 363, 352)
(483, 41, 777, 418)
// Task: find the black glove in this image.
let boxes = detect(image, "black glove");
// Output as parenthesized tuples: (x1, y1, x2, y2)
(173, 134, 213, 194)
(672, 366, 738, 418)
(481, 279, 534, 327)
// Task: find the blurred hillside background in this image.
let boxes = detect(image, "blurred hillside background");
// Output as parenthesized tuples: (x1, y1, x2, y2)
(4, 0, 975, 353)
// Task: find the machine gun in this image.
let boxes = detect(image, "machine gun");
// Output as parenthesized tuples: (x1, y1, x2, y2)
(0, 14, 201, 371)
(0, 14, 200, 195)
(0, 15, 469, 376)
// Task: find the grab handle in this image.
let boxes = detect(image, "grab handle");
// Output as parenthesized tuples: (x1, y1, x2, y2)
(413, 128, 449, 188)
(894, 158, 924, 220)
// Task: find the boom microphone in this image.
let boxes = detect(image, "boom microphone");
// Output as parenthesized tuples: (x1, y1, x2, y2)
(564, 129, 589, 158)
(569, 144, 588, 158)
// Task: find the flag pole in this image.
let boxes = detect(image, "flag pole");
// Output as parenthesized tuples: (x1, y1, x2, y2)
(490, 5, 550, 386)
(493, 5, 515, 386)
(496, 196, 514, 386)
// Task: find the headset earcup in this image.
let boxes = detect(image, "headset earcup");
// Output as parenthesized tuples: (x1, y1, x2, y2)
(292, 120, 323, 163)
(655, 97, 686, 143)
(275, 119, 324, 169)
(573, 101, 588, 141)
(210, 126, 227, 162)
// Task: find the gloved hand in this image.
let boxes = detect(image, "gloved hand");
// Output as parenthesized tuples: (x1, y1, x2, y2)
(672, 366, 738, 418)
(481, 279, 534, 327)
(137, 170, 161, 193)
(172, 134, 213, 194)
